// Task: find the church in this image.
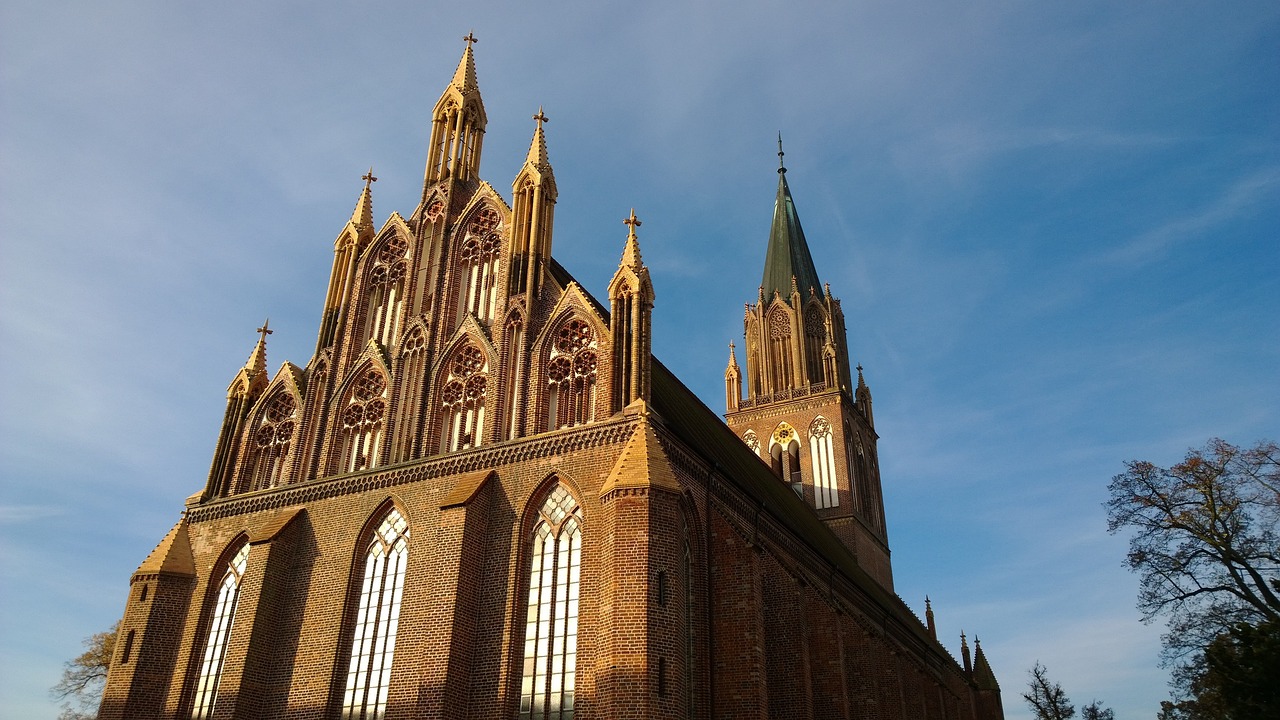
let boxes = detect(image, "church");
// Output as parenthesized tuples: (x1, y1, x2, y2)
(98, 37, 1005, 720)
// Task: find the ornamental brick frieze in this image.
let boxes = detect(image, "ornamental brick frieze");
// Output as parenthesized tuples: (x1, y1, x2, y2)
(729, 391, 848, 422)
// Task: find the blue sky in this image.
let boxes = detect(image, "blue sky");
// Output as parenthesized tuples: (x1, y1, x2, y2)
(2, 2, 1277, 718)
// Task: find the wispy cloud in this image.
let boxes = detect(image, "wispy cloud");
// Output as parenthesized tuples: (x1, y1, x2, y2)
(1096, 166, 1280, 268)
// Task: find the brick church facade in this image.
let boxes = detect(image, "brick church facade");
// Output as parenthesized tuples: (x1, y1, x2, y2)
(99, 39, 1004, 720)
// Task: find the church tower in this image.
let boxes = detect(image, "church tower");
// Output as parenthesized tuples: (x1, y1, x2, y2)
(725, 138, 892, 589)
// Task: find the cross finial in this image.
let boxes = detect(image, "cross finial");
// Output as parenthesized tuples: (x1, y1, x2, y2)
(462, 31, 478, 48)
(729, 340, 735, 352)
(777, 131, 787, 174)
(533, 106, 549, 128)
(624, 208, 642, 239)
(256, 318, 273, 343)
(362, 167, 377, 188)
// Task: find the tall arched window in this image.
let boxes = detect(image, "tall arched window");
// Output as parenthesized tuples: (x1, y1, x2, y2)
(341, 508, 409, 720)
(802, 308, 826, 385)
(390, 327, 427, 462)
(455, 206, 502, 327)
(336, 367, 388, 474)
(770, 423, 802, 497)
(767, 307, 794, 392)
(245, 391, 296, 492)
(439, 343, 488, 452)
(191, 542, 250, 719)
(808, 417, 839, 509)
(502, 315, 526, 441)
(519, 485, 582, 720)
(362, 234, 410, 348)
(546, 319, 598, 431)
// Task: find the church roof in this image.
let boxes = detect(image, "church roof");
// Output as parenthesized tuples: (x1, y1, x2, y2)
(760, 170, 822, 302)
(973, 640, 1001, 690)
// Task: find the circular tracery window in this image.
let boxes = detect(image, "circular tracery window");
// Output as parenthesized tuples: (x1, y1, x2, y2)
(425, 199, 445, 222)
(452, 346, 485, 377)
(556, 319, 593, 354)
(353, 370, 386, 402)
(468, 206, 500, 236)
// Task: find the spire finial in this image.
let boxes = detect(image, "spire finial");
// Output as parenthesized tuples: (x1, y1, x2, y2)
(462, 31, 478, 48)
(362, 167, 377, 189)
(777, 131, 787, 174)
(533, 106, 548, 129)
(256, 318, 273, 344)
(624, 208, 642, 240)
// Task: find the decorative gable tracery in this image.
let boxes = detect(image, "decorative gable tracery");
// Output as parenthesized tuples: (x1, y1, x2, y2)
(438, 342, 489, 452)
(453, 204, 503, 328)
(545, 317, 599, 431)
(333, 365, 388, 474)
(361, 230, 411, 348)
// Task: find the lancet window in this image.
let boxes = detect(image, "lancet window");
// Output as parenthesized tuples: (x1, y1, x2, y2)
(390, 328, 427, 462)
(519, 484, 582, 720)
(770, 423, 802, 496)
(502, 315, 526, 441)
(363, 235, 410, 348)
(244, 391, 296, 492)
(439, 343, 488, 453)
(454, 206, 502, 327)
(767, 307, 795, 392)
(336, 367, 388, 474)
(803, 309, 826, 385)
(545, 319, 598, 431)
(808, 416, 839, 509)
(341, 508, 409, 720)
(191, 542, 250, 720)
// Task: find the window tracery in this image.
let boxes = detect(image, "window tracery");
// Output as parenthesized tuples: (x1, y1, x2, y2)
(390, 328, 427, 462)
(341, 509, 409, 720)
(808, 416, 839, 509)
(803, 308, 827, 383)
(439, 344, 488, 452)
(546, 319, 598, 431)
(192, 542, 250, 719)
(519, 485, 582, 720)
(364, 234, 410, 347)
(245, 392, 296, 491)
(455, 205, 502, 326)
(770, 422, 802, 496)
(742, 429, 760, 456)
(767, 307, 795, 391)
(336, 367, 387, 473)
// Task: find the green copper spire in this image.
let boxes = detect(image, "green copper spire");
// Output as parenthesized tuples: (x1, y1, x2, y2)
(761, 135, 821, 302)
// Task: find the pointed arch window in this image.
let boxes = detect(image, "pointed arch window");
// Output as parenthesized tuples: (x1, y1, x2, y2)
(808, 416, 839, 509)
(767, 307, 795, 392)
(502, 315, 526, 441)
(390, 328, 427, 462)
(245, 391, 296, 491)
(363, 235, 410, 348)
(336, 367, 388, 474)
(341, 508, 409, 720)
(192, 542, 250, 719)
(546, 319, 598, 431)
(439, 344, 488, 452)
(742, 429, 760, 456)
(770, 423, 802, 496)
(455, 206, 502, 327)
(520, 485, 582, 720)
(802, 308, 827, 386)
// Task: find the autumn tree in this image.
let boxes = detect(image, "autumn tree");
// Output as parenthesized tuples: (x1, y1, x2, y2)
(1106, 438, 1280, 664)
(50, 622, 115, 720)
(1022, 662, 1074, 720)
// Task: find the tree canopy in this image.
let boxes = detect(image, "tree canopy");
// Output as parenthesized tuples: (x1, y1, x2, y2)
(50, 622, 115, 720)
(1106, 438, 1280, 663)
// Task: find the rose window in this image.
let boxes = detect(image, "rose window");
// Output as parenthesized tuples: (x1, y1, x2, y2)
(468, 206, 500, 235)
(439, 343, 488, 453)
(425, 199, 445, 222)
(546, 318, 598, 430)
